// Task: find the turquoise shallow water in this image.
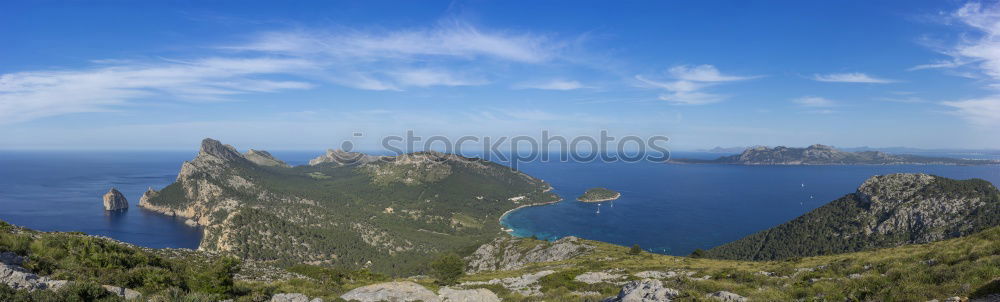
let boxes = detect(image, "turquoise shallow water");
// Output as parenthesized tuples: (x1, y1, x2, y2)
(0, 150, 997, 253)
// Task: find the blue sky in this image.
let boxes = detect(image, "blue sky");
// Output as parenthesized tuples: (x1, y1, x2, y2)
(2, 1, 999, 151)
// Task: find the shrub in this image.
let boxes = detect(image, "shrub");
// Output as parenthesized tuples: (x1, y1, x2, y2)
(188, 257, 241, 296)
(690, 249, 706, 258)
(430, 253, 464, 285)
(628, 244, 643, 255)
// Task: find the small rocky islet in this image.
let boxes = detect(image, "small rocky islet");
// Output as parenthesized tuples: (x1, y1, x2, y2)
(577, 187, 621, 202)
(11, 138, 997, 301)
(101, 188, 128, 211)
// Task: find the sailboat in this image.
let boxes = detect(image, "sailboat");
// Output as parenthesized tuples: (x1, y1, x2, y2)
(596, 203, 601, 214)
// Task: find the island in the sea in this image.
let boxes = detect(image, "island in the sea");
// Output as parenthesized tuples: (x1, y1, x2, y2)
(577, 187, 621, 202)
(672, 144, 999, 165)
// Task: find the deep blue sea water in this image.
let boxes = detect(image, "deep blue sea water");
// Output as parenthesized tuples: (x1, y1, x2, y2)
(0, 150, 998, 254)
(502, 152, 1000, 256)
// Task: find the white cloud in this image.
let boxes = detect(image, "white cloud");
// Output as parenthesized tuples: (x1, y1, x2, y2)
(228, 22, 558, 63)
(792, 96, 837, 107)
(667, 65, 757, 82)
(390, 69, 487, 87)
(917, 3, 1000, 126)
(219, 21, 570, 91)
(0, 21, 578, 124)
(942, 97, 1000, 126)
(635, 65, 756, 105)
(811, 72, 897, 83)
(513, 79, 587, 90)
(0, 58, 314, 124)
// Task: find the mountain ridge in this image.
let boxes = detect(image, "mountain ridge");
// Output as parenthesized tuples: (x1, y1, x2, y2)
(138, 138, 559, 274)
(705, 173, 1000, 261)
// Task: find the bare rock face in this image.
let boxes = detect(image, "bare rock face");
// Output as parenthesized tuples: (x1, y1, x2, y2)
(340, 281, 440, 302)
(102, 285, 142, 300)
(0, 262, 48, 290)
(706, 291, 747, 302)
(855, 173, 992, 243)
(308, 149, 381, 166)
(270, 293, 323, 302)
(199, 138, 248, 163)
(438, 287, 501, 302)
(605, 279, 680, 302)
(245, 149, 290, 168)
(102, 188, 128, 211)
(465, 236, 594, 273)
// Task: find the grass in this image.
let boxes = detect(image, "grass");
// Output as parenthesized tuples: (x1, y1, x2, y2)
(457, 227, 1000, 301)
(2, 218, 998, 301)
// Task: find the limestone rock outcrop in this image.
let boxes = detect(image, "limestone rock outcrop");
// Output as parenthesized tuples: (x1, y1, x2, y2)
(438, 287, 501, 302)
(340, 281, 440, 302)
(102, 188, 128, 211)
(604, 279, 680, 302)
(245, 149, 290, 167)
(270, 293, 323, 302)
(309, 149, 381, 166)
(465, 236, 593, 273)
(706, 291, 747, 302)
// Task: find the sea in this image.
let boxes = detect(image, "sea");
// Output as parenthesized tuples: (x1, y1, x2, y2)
(0, 150, 998, 255)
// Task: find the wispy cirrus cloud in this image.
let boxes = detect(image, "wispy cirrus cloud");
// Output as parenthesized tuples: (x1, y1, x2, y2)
(0, 58, 314, 124)
(0, 21, 576, 124)
(225, 21, 567, 90)
(917, 2, 1000, 127)
(635, 65, 757, 105)
(811, 72, 897, 83)
(228, 22, 559, 63)
(792, 96, 837, 107)
(513, 79, 588, 90)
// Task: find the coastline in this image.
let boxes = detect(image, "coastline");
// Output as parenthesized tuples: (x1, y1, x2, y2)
(577, 192, 621, 203)
(499, 197, 563, 235)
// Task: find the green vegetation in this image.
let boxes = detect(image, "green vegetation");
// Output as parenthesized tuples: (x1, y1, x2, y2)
(0, 223, 257, 301)
(460, 226, 1000, 301)
(628, 244, 642, 255)
(706, 175, 1000, 261)
(144, 147, 559, 275)
(577, 187, 620, 202)
(429, 253, 465, 285)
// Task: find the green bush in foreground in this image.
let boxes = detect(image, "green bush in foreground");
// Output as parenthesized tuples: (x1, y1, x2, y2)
(430, 253, 465, 285)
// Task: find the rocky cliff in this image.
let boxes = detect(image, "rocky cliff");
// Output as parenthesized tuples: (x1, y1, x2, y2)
(138, 138, 559, 274)
(308, 149, 382, 166)
(102, 188, 128, 211)
(244, 149, 290, 168)
(674, 144, 998, 165)
(706, 173, 1000, 260)
(464, 236, 594, 273)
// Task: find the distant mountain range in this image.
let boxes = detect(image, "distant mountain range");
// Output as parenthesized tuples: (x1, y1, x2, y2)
(698, 145, 1000, 155)
(677, 144, 999, 165)
(706, 173, 1000, 261)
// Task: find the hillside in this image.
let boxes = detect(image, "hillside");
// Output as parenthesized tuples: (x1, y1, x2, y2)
(139, 138, 558, 274)
(706, 173, 1000, 261)
(673, 144, 998, 165)
(4, 218, 999, 301)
